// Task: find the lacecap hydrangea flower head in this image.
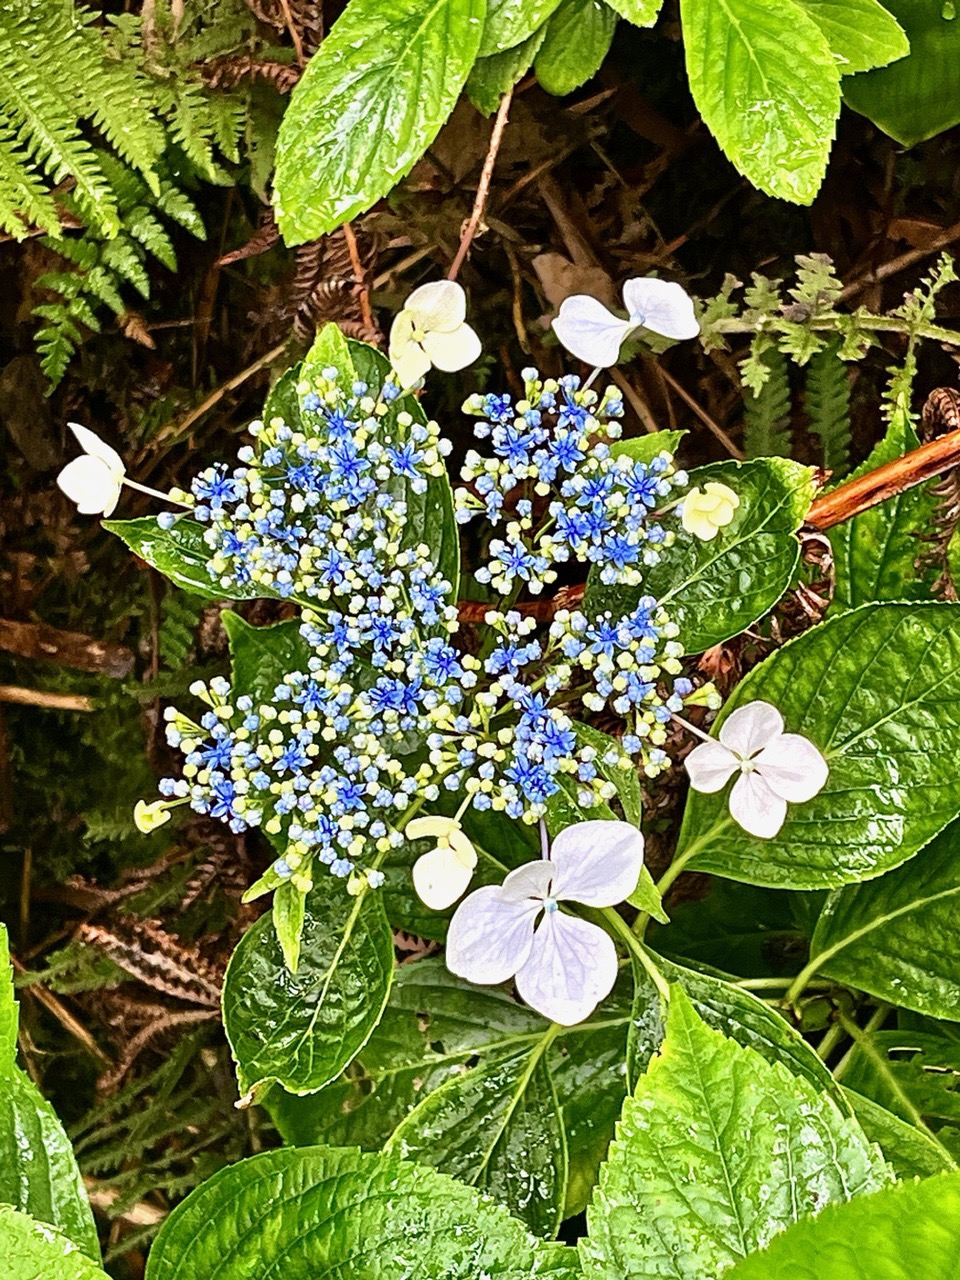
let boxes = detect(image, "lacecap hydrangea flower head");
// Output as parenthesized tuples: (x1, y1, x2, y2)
(60, 274, 829, 1017)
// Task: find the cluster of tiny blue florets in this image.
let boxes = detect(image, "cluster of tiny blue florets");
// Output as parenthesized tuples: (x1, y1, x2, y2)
(149, 361, 714, 899)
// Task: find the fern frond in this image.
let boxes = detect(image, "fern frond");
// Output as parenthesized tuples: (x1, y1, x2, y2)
(805, 339, 852, 476)
(0, 120, 59, 237)
(742, 346, 792, 458)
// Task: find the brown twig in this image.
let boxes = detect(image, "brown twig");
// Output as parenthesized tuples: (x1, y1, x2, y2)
(840, 218, 960, 303)
(447, 88, 514, 282)
(657, 365, 744, 460)
(0, 619, 134, 678)
(342, 221, 376, 334)
(457, 426, 960, 621)
(11, 956, 112, 1068)
(277, 0, 306, 65)
(0, 686, 94, 712)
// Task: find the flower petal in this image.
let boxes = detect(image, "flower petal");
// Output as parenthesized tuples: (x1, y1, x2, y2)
(684, 739, 738, 793)
(57, 455, 122, 515)
(404, 279, 467, 332)
(391, 339, 431, 388)
(445, 885, 539, 985)
(422, 322, 482, 373)
(718, 701, 784, 759)
(549, 820, 644, 907)
(621, 277, 700, 341)
(552, 295, 634, 367)
(501, 859, 554, 903)
(755, 733, 829, 803)
(515, 912, 618, 1025)
(729, 771, 788, 839)
(413, 846, 476, 911)
(681, 505, 721, 541)
(406, 815, 459, 841)
(68, 422, 124, 477)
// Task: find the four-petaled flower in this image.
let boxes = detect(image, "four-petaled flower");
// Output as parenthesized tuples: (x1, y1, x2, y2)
(680, 481, 740, 541)
(57, 423, 126, 516)
(552, 276, 700, 368)
(408, 815, 478, 910)
(389, 280, 482, 387)
(445, 820, 644, 1025)
(684, 701, 828, 838)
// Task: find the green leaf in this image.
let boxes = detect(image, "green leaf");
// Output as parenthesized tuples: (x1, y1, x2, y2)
(678, 603, 960, 889)
(828, 406, 934, 610)
(582, 985, 888, 1280)
(628, 954, 841, 1100)
(843, 0, 960, 146)
(725, 1171, 960, 1280)
(844, 1088, 957, 1179)
(0, 1207, 109, 1280)
(145, 1145, 580, 1280)
(604, 0, 665, 25)
(478, 0, 561, 56)
(223, 880, 393, 1098)
(586, 458, 816, 653)
(627, 865, 669, 923)
(467, 28, 548, 115)
(388, 1049, 568, 1237)
(807, 822, 960, 1019)
(273, 0, 486, 243)
(267, 960, 633, 1223)
(0, 928, 99, 1258)
(535, 0, 618, 96)
(0, 923, 14, 1062)
(263, 362, 304, 428)
(798, 0, 908, 73)
(273, 881, 307, 973)
(104, 516, 269, 601)
(610, 430, 684, 465)
(571, 721, 642, 826)
(840, 1023, 960, 1130)
(680, 0, 840, 204)
(222, 613, 310, 703)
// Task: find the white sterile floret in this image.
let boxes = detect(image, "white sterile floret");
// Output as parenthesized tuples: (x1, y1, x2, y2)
(684, 700, 829, 839)
(56, 423, 126, 516)
(552, 276, 700, 368)
(388, 280, 482, 387)
(407, 815, 478, 909)
(445, 820, 644, 1025)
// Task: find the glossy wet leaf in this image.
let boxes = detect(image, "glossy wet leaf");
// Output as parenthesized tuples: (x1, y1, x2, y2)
(809, 822, 960, 1019)
(655, 880, 812, 977)
(467, 28, 548, 114)
(681, 0, 840, 204)
(0, 1207, 109, 1280)
(104, 516, 268, 601)
(628, 953, 841, 1101)
(534, 0, 618, 96)
(273, 0, 486, 243)
(388, 1050, 568, 1237)
(605, 0, 664, 24)
(145, 1145, 581, 1280)
(725, 1171, 960, 1280)
(571, 721, 643, 826)
(843, 0, 960, 146)
(223, 880, 393, 1098)
(585, 458, 815, 653)
(267, 959, 632, 1223)
(262, 362, 304, 428)
(841, 1025, 960, 1130)
(583, 985, 889, 1280)
(678, 603, 960, 889)
(223, 614, 310, 703)
(0, 927, 99, 1258)
(828, 407, 935, 610)
(610, 429, 684, 465)
(478, 0, 561, 56)
(844, 1088, 956, 1179)
(798, 0, 908, 73)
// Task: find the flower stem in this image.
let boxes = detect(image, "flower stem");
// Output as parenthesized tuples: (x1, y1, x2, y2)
(123, 478, 193, 508)
(600, 907, 671, 1003)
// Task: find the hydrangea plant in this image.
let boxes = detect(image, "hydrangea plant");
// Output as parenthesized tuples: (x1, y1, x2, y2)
(47, 276, 960, 1278)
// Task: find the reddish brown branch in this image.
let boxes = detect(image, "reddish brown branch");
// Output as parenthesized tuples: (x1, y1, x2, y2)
(447, 88, 514, 282)
(457, 427, 960, 622)
(0, 619, 134, 678)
